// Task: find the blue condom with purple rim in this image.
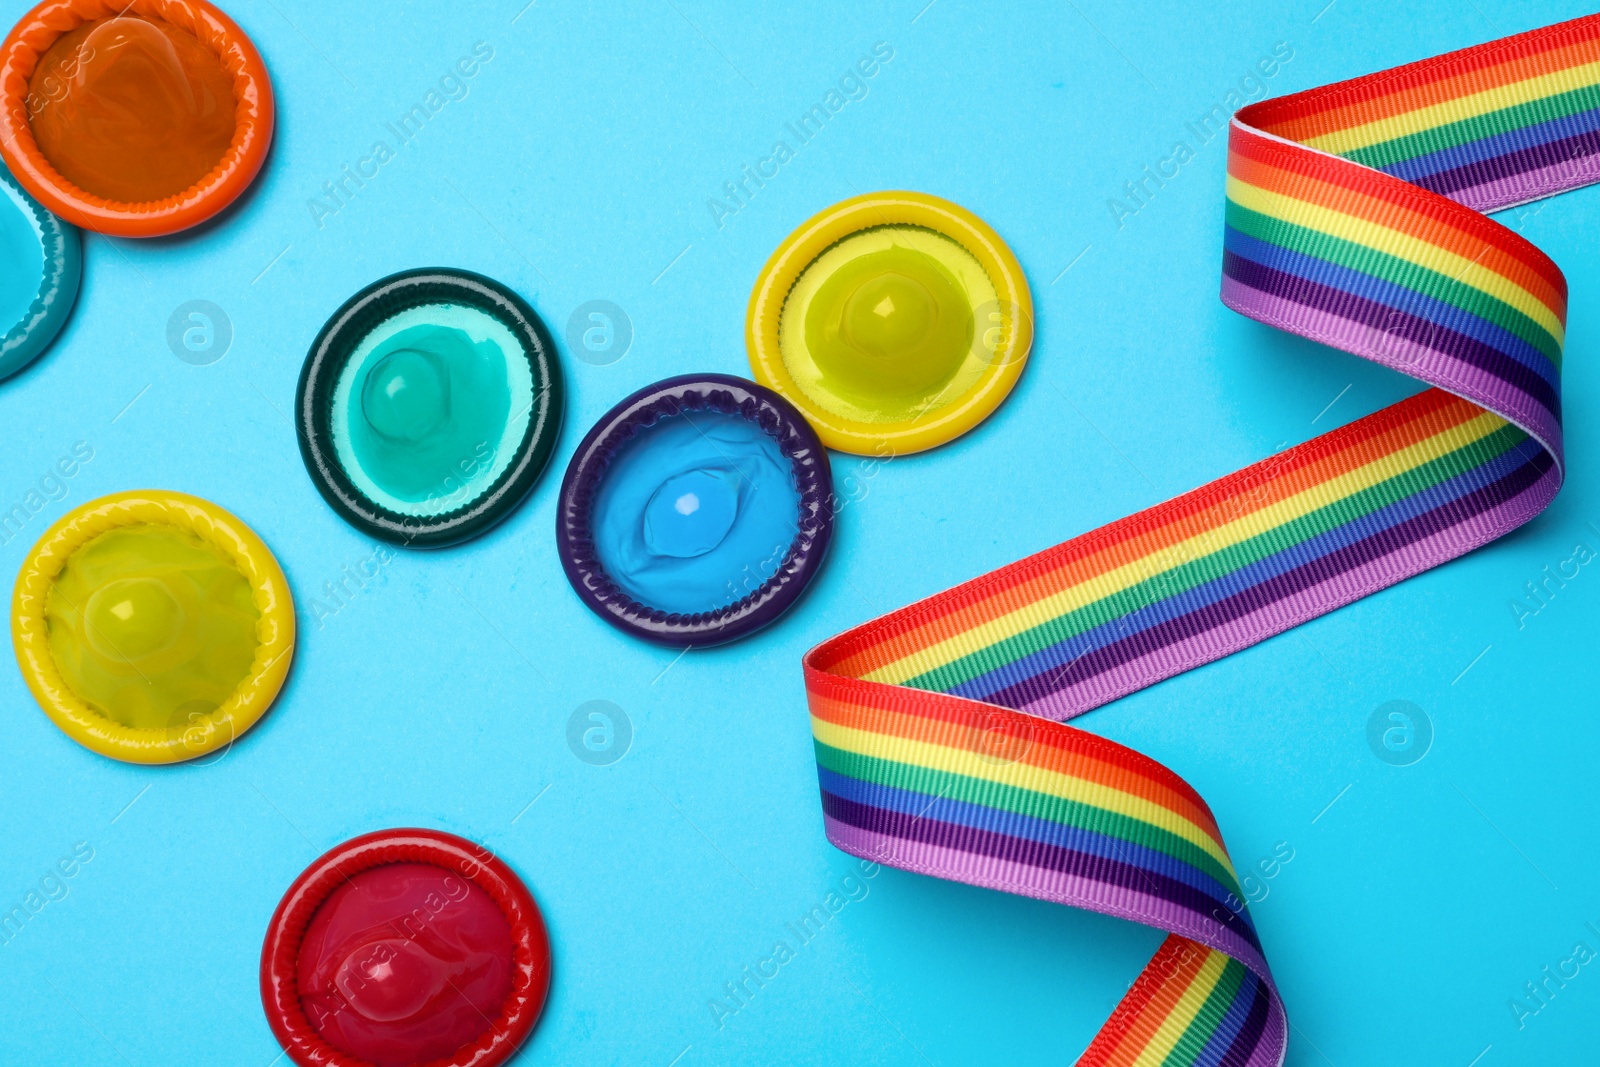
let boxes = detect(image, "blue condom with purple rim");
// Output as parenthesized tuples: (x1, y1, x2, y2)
(557, 374, 833, 646)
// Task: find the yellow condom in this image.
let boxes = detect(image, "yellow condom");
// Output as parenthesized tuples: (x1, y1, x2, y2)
(12, 491, 294, 763)
(747, 192, 1032, 455)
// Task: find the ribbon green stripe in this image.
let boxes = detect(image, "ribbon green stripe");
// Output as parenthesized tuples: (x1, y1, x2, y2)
(904, 423, 1529, 694)
(1226, 200, 1562, 363)
(1343, 82, 1600, 170)
(1164, 956, 1248, 1067)
(816, 740, 1243, 894)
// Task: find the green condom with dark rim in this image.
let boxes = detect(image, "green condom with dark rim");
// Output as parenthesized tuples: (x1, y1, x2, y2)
(296, 268, 563, 548)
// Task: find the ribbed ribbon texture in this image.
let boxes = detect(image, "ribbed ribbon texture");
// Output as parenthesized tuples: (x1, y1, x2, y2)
(804, 15, 1599, 1065)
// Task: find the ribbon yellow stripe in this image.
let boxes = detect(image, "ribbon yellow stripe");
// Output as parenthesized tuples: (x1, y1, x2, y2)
(813, 716, 1237, 872)
(1129, 948, 1231, 1067)
(864, 409, 1506, 685)
(1236, 150, 1565, 311)
(1227, 176, 1564, 342)
(1297, 59, 1600, 156)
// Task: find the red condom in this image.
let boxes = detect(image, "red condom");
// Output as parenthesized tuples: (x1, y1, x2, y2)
(261, 830, 551, 1067)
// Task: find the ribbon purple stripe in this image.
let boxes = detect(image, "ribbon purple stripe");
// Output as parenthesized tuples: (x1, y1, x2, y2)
(1218, 976, 1275, 1067)
(960, 441, 1529, 705)
(1411, 127, 1600, 199)
(1221, 245, 1560, 415)
(822, 816, 1274, 976)
(1192, 965, 1259, 1067)
(1220, 277, 1562, 464)
(975, 447, 1551, 708)
(815, 765, 1247, 909)
(952, 438, 1543, 706)
(1379, 103, 1600, 182)
(1453, 151, 1600, 213)
(820, 790, 1266, 954)
(1020, 459, 1558, 722)
(1224, 225, 1557, 384)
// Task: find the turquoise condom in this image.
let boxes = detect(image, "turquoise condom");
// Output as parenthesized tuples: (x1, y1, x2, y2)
(296, 269, 563, 548)
(0, 166, 80, 380)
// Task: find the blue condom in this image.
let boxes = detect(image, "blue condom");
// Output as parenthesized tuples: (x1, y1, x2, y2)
(0, 167, 80, 380)
(591, 410, 799, 615)
(558, 375, 834, 646)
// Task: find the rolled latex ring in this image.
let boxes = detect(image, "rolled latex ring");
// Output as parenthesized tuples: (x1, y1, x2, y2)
(0, 164, 80, 379)
(557, 373, 833, 646)
(746, 190, 1033, 456)
(260, 828, 551, 1067)
(0, 0, 274, 236)
(296, 268, 564, 549)
(11, 489, 294, 763)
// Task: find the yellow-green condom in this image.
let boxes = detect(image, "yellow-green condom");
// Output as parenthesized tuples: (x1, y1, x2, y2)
(12, 491, 295, 763)
(748, 192, 1032, 456)
(46, 524, 260, 732)
(781, 227, 997, 425)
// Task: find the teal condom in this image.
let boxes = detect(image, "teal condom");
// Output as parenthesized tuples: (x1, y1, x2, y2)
(297, 269, 563, 547)
(0, 166, 80, 380)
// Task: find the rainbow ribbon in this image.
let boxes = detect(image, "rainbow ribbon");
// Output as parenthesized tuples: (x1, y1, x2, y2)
(805, 15, 1599, 1064)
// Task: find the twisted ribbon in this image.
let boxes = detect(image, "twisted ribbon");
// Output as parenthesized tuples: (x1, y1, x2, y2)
(804, 15, 1599, 1064)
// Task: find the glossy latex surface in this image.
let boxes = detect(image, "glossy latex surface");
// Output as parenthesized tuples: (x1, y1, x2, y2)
(330, 302, 532, 519)
(0, 165, 80, 378)
(44, 522, 260, 733)
(777, 225, 997, 425)
(0, 181, 44, 330)
(296, 862, 515, 1067)
(592, 410, 800, 615)
(27, 15, 237, 203)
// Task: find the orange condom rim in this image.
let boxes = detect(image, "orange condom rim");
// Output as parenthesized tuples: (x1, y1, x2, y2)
(745, 190, 1033, 456)
(0, 0, 274, 237)
(11, 490, 296, 763)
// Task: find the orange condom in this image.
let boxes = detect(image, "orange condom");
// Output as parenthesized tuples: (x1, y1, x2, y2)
(0, 0, 273, 236)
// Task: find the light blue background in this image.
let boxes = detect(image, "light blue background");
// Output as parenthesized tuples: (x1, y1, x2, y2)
(2, 0, 1597, 1063)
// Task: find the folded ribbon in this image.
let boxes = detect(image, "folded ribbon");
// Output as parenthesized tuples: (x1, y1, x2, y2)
(804, 15, 1600, 1064)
